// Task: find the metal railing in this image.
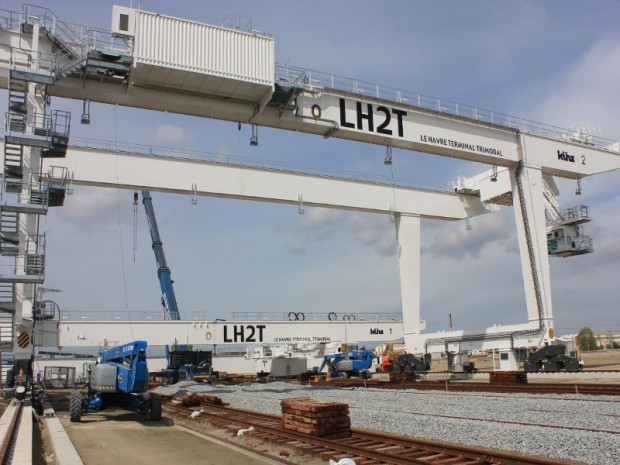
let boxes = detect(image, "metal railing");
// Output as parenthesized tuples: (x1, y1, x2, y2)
(550, 234, 593, 255)
(69, 136, 453, 193)
(25, 233, 45, 255)
(58, 310, 402, 322)
(53, 34, 93, 76)
(0, 252, 45, 277)
(563, 205, 589, 222)
(0, 5, 131, 77)
(9, 47, 56, 73)
(231, 311, 402, 321)
(0, 9, 22, 29)
(46, 165, 73, 192)
(60, 310, 168, 321)
(22, 4, 130, 53)
(5, 110, 71, 138)
(23, 4, 89, 46)
(33, 300, 59, 320)
(23, 4, 129, 50)
(275, 64, 620, 152)
(548, 205, 590, 228)
(0, 179, 48, 208)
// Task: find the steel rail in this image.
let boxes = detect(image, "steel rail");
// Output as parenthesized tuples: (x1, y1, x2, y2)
(164, 402, 569, 465)
(0, 400, 23, 465)
(303, 379, 620, 396)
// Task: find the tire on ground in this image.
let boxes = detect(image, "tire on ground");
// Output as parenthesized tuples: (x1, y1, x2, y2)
(70, 391, 83, 423)
(150, 394, 163, 421)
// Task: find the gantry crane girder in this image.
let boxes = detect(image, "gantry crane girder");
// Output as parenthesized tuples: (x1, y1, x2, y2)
(0, 5, 618, 179)
(33, 75, 620, 179)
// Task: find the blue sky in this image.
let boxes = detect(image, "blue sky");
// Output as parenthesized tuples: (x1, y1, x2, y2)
(3, 1, 619, 335)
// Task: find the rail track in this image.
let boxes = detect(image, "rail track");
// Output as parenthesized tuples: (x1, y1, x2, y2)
(0, 399, 28, 465)
(163, 401, 569, 465)
(302, 379, 620, 396)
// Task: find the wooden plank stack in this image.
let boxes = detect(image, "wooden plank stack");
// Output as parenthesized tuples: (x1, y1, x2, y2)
(281, 397, 351, 439)
(489, 371, 528, 385)
(178, 393, 223, 406)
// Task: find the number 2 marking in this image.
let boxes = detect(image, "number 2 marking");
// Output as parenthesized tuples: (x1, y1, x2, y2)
(376, 106, 392, 135)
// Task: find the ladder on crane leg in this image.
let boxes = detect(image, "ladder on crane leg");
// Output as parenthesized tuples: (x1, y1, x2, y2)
(515, 164, 545, 331)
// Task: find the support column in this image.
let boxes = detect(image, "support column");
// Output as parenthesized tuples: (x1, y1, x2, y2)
(511, 141, 554, 340)
(395, 214, 421, 342)
(14, 24, 45, 362)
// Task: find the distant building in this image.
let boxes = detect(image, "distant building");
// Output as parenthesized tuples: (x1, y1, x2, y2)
(594, 331, 620, 349)
(558, 331, 620, 349)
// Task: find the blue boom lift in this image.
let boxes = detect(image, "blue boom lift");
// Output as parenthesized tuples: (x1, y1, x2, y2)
(70, 340, 162, 422)
(140, 192, 213, 380)
(318, 350, 375, 379)
(141, 190, 181, 321)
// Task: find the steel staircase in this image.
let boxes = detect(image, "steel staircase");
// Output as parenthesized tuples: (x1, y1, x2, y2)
(0, 5, 77, 357)
(23, 4, 88, 58)
(0, 210, 19, 256)
(0, 311, 13, 350)
(0, 283, 15, 312)
(542, 177, 562, 226)
(4, 73, 27, 180)
(0, 44, 67, 328)
(8, 80, 28, 115)
(21, 4, 131, 80)
(3, 143, 24, 181)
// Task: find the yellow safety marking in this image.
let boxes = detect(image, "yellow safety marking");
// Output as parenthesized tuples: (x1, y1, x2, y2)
(17, 331, 30, 348)
(548, 328, 555, 339)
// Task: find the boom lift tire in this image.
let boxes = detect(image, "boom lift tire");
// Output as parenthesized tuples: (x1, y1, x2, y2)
(150, 394, 163, 421)
(70, 391, 83, 422)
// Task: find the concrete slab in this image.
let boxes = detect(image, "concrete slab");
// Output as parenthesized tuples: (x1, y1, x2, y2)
(45, 416, 84, 465)
(0, 401, 19, 457)
(14, 402, 32, 465)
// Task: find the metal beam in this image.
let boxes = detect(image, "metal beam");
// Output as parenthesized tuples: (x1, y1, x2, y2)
(0, 20, 616, 179)
(49, 320, 404, 347)
(42, 145, 493, 221)
(38, 78, 620, 178)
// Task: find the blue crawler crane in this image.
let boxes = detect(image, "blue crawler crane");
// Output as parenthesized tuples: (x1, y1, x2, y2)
(70, 341, 162, 422)
(318, 350, 375, 379)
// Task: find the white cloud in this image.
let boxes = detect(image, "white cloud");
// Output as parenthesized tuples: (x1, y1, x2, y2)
(424, 210, 516, 260)
(532, 35, 620, 138)
(286, 237, 307, 254)
(148, 124, 194, 146)
(281, 208, 397, 257)
(50, 186, 127, 234)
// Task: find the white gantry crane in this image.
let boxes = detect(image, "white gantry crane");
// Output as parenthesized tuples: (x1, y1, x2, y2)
(0, 4, 618, 373)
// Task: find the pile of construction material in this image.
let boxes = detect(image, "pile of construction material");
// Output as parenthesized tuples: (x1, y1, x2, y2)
(489, 371, 528, 385)
(281, 397, 351, 439)
(152, 380, 620, 465)
(174, 393, 224, 407)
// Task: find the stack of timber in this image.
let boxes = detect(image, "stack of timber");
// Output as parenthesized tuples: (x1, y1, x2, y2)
(281, 397, 351, 439)
(489, 371, 528, 385)
(177, 393, 224, 406)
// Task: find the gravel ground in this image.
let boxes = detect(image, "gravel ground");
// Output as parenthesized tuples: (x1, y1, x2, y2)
(153, 381, 620, 464)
